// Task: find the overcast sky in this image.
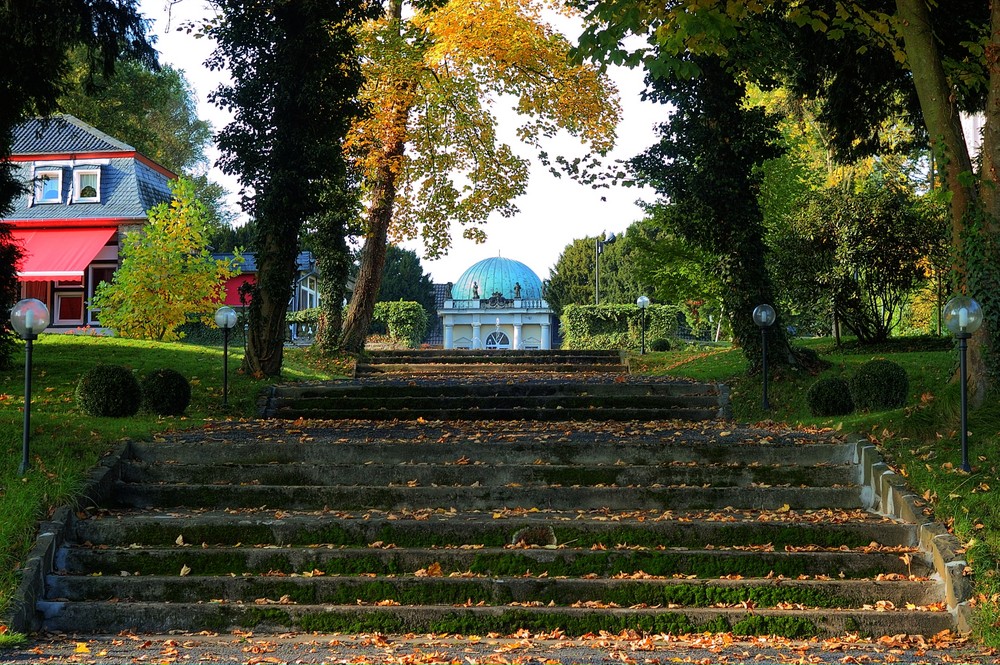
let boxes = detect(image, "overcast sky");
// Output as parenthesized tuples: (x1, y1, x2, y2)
(139, 0, 664, 283)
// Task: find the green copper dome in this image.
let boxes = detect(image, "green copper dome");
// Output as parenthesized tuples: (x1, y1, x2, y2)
(452, 257, 543, 300)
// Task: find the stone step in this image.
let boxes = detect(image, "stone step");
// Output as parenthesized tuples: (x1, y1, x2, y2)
(128, 440, 854, 467)
(70, 510, 916, 549)
(275, 381, 715, 399)
(269, 406, 724, 422)
(108, 481, 863, 512)
(264, 380, 721, 420)
(46, 574, 940, 608)
(121, 461, 855, 489)
(56, 545, 925, 581)
(36, 601, 955, 637)
(364, 350, 623, 361)
(273, 394, 722, 411)
(355, 363, 626, 375)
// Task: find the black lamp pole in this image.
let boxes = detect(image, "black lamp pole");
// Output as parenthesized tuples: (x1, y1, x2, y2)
(20, 333, 35, 475)
(222, 325, 231, 408)
(752, 304, 776, 412)
(959, 331, 971, 472)
(760, 326, 770, 411)
(641, 307, 646, 355)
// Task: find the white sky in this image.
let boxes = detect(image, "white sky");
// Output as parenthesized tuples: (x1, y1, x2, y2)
(139, 0, 664, 283)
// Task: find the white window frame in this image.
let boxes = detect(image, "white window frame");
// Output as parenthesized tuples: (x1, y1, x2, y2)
(35, 169, 63, 204)
(300, 275, 319, 310)
(54, 291, 85, 326)
(74, 168, 101, 203)
(485, 331, 510, 350)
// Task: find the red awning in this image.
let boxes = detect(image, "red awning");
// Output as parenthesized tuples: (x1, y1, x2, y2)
(11, 227, 116, 282)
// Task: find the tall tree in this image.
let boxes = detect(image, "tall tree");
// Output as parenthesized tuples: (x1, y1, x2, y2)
(207, 0, 378, 376)
(374, 245, 436, 314)
(0, 0, 154, 368)
(546, 237, 600, 316)
(576, 0, 995, 389)
(632, 57, 787, 366)
(58, 49, 211, 174)
(337, 0, 619, 351)
(57, 49, 236, 234)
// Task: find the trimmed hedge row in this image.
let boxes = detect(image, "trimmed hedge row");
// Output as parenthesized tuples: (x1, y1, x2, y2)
(560, 304, 682, 350)
(76, 365, 192, 417)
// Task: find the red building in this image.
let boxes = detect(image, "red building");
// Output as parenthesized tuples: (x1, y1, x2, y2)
(3, 115, 175, 329)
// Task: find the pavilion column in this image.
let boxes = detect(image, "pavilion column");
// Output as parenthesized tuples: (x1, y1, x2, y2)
(513, 323, 522, 350)
(472, 322, 481, 349)
(540, 323, 551, 350)
(443, 322, 453, 349)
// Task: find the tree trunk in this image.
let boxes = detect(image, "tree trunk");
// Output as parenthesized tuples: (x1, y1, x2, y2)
(340, 153, 404, 352)
(338, 0, 408, 353)
(895, 0, 975, 246)
(896, 0, 991, 402)
(243, 232, 296, 377)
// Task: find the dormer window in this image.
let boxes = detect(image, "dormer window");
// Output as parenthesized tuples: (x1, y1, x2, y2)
(35, 169, 62, 204)
(74, 168, 100, 202)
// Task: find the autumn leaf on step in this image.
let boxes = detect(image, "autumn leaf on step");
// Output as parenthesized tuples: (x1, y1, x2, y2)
(75, 643, 91, 654)
(415, 562, 443, 577)
(180, 564, 191, 577)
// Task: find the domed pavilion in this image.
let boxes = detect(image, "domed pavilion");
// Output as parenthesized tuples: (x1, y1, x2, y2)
(440, 256, 554, 350)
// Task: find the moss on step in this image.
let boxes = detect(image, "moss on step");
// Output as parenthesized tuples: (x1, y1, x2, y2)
(259, 608, 819, 639)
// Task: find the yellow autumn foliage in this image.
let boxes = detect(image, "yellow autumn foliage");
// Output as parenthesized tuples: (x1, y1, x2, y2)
(345, 0, 620, 258)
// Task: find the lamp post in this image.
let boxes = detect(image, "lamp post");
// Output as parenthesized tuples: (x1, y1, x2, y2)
(214, 306, 238, 407)
(10, 299, 50, 475)
(594, 233, 617, 305)
(943, 295, 983, 472)
(637, 295, 650, 354)
(752, 304, 776, 411)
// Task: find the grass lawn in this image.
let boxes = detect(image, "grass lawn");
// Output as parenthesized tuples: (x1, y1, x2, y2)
(0, 334, 348, 624)
(638, 336, 1000, 645)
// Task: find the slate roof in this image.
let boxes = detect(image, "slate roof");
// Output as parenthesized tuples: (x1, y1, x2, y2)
(4, 115, 174, 223)
(12, 115, 135, 155)
(5, 158, 172, 221)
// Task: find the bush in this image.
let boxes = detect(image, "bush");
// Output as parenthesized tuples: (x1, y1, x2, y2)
(806, 377, 854, 416)
(76, 365, 142, 417)
(650, 338, 671, 352)
(848, 359, 909, 411)
(141, 368, 192, 416)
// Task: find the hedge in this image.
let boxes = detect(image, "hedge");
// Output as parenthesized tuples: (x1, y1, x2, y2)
(373, 301, 429, 348)
(560, 304, 682, 350)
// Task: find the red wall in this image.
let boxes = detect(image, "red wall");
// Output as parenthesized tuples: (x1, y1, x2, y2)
(224, 275, 255, 306)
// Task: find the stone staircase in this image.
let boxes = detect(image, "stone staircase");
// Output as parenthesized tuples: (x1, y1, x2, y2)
(33, 420, 958, 638)
(355, 349, 627, 376)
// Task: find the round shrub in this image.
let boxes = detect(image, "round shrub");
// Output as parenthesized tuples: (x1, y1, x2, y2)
(649, 338, 671, 352)
(806, 377, 854, 416)
(141, 368, 192, 416)
(848, 359, 909, 411)
(76, 365, 141, 417)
